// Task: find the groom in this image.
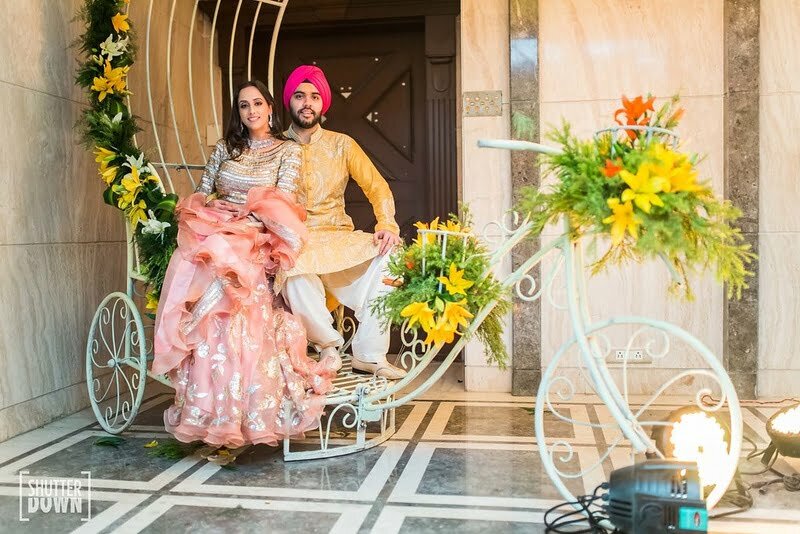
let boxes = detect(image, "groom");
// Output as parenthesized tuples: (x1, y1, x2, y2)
(279, 65, 406, 380)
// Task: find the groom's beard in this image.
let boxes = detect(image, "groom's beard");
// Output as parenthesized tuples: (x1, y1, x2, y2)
(290, 106, 322, 129)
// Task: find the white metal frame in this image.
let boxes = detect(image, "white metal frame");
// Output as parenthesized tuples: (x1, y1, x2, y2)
(479, 134, 742, 510)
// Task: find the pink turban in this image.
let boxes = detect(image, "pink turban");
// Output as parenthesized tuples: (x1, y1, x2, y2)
(283, 65, 332, 115)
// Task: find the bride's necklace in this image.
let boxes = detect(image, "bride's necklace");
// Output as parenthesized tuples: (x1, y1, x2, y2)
(248, 137, 275, 150)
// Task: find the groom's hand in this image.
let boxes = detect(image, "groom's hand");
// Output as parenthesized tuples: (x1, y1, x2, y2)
(374, 230, 401, 256)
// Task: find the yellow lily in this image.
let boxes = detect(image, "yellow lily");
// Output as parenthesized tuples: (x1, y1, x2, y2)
(400, 301, 437, 332)
(413, 217, 439, 246)
(91, 75, 113, 101)
(109, 69, 129, 93)
(421, 300, 473, 345)
(647, 143, 678, 171)
(121, 164, 142, 192)
(115, 166, 142, 209)
(647, 144, 704, 193)
(602, 198, 640, 245)
(437, 263, 474, 296)
(94, 146, 115, 168)
(111, 75, 127, 93)
(103, 60, 129, 92)
(100, 165, 119, 185)
(439, 219, 469, 233)
(116, 189, 133, 209)
(111, 13, 130, 33)
(666, 163, 704, 193)
(424, 318, 457, 345)
(91, 61, 129, 101)
(442, 300, 474, 331)
(619, 163, 667, 213)
(128, 199, 148, 226)
(94, 146, 119, 183)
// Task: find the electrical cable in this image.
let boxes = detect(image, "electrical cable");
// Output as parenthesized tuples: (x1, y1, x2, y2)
(737, 434, 779, 476)
(544, 483, 621, 533)
(709, 476, 754, 520)
(711, 434, 800, 521)
(750, 471, 800, 493)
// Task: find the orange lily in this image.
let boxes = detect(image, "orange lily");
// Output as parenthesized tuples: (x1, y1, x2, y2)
(602, 158, 623, 177)
(617, 95, 655, 121)
(614, 95, 655, 140)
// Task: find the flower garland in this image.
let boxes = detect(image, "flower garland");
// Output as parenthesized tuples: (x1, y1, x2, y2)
(372, 213, 511, 368)
(75, 0, 178, 311)
(516, 95, 756, 299)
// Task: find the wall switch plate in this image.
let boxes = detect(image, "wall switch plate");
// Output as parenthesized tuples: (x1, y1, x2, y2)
(606, 348, 653, 365)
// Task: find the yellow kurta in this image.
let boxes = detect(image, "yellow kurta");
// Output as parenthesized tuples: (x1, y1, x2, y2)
(283, 125, 399, 279)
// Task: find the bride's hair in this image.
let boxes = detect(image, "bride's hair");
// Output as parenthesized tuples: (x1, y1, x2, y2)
(224, 80, 286, 159)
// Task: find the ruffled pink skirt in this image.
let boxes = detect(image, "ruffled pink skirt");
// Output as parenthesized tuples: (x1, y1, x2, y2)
(152, 187, 339, 448)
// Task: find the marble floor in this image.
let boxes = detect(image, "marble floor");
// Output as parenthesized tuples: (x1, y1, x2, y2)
(1, 365, 799, 533)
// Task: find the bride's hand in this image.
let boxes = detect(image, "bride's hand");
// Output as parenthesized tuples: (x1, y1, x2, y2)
(208, 199, 243, 217)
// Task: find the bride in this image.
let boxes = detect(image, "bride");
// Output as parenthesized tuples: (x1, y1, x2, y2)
(152, 80, 340, 451)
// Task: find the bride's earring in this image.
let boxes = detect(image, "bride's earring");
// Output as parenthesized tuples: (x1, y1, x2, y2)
(268, 114, 274, 128)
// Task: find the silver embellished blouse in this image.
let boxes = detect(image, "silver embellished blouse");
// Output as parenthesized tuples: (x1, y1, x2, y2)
(196, 139, 302, 203)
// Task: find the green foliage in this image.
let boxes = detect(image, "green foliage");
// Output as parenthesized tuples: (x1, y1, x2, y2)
(78, 105, 140, 152)
(135, 212, 179, 300)
(146, 439, 204, 460)
(93, 436, 125, 448)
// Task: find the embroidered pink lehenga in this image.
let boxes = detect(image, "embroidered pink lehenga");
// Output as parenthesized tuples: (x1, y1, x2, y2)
(152, 139, 340, 448)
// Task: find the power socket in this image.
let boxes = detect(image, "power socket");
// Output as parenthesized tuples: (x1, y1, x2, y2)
(606, 348, 653, 365)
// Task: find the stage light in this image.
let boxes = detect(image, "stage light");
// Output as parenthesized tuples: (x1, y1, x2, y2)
(607, 460, 707, 533)
(651, 407, 730, 490)
(764, 403, 800, 459)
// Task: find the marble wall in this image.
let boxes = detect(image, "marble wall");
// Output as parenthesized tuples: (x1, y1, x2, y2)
(0, 0, 125, 441)
(0, 0, 219, 441)
(459, 0, 514, 391)
(758, 0, 800, 396)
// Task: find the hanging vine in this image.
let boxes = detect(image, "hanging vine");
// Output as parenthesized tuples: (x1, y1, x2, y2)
(75, 0, 179, 310)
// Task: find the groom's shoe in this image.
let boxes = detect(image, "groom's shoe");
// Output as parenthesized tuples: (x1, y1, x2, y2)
(351, 357, 407, 380)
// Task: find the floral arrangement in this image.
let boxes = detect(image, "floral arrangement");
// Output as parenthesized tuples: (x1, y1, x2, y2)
(516, 95, 755, 299)
(75, 0, 178, 311)
(372, 213, 511, 368)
